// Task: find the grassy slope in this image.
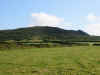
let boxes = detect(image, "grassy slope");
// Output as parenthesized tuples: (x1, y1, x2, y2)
(0, 46, 100, 75)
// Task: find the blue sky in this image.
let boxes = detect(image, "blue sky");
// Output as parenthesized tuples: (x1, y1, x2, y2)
(0, 0, 100, 35)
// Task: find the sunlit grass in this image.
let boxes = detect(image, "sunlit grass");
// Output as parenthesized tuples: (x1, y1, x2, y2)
(0, 46, 100, 75)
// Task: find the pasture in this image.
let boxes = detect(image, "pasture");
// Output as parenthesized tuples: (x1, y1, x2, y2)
(0, 46, 100, 75)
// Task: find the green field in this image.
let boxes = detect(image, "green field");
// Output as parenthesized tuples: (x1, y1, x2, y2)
(0, 46, 100, 75)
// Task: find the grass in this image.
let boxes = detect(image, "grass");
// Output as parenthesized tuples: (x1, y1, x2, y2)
(0, 46, 100, 75)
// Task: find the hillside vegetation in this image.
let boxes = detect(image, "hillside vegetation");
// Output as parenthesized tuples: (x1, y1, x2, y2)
(0, 26, 91, 41)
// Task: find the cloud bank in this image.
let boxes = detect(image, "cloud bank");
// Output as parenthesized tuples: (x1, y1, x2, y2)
(84, 13, 100, 36)
(29, 12, 64, 27)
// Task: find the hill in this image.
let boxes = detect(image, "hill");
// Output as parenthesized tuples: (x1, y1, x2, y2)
(0, 26, 99, 42)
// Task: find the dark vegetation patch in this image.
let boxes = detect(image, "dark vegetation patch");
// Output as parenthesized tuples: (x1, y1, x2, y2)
(0, 40, 100, 50)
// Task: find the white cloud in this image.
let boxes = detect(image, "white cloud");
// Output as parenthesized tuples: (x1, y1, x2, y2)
(87, 13, 100, 23)
(29, 12, 64, 27)
(87, 13, 97, 22)
(84, 13, 100, 36)
(84, 24, 100, 36)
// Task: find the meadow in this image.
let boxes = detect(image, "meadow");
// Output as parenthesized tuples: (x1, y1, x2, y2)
(0, 46, 100, 75)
